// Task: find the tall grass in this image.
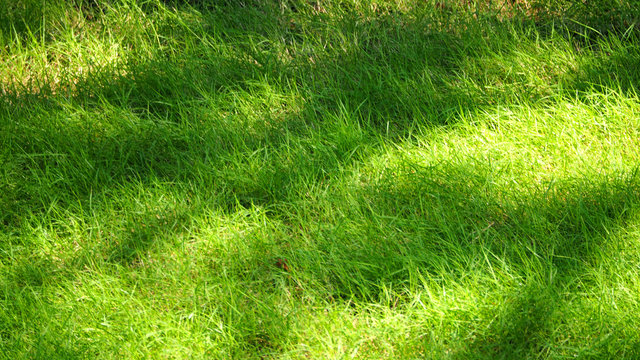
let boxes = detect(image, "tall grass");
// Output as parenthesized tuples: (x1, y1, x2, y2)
(1, 0, 640, 358)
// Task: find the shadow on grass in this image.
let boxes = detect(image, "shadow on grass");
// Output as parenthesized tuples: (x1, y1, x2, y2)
(458, 283, 559, 358)
(2, 162, 638, 357)
(3, 0, 638, 223)
(290, 162, 640, 357)
(0, 3, 466, 228)
(1, 1, 640, 357)
(301, 162, 640, 294)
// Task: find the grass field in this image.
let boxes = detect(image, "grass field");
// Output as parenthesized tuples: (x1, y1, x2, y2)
(1, 0, 640, 358)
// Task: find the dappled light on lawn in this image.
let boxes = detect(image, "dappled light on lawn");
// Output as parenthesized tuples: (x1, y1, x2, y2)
(1, 0, 640, 358)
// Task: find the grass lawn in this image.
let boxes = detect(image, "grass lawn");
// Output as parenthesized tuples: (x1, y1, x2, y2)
(1, 0, 640, 358)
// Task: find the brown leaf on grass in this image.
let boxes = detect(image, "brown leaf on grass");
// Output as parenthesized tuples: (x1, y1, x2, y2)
(275, 258, 289, 272)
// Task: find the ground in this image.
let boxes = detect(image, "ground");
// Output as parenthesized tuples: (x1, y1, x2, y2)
(1, 0, 640, 358)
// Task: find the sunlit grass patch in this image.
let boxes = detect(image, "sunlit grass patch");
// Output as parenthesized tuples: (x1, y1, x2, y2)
(2, 0, 640, 358)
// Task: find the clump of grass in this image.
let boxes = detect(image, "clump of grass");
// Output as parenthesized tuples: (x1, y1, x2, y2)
(1, 0, 640, 358)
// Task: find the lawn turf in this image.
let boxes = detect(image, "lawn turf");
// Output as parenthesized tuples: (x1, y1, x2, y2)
(1, 0, 640, 358)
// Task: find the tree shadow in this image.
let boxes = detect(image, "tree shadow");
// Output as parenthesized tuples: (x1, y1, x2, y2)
(454, 282, 560, 359)
(1, 1, 640, 356)
(294, 159, 639, 292)
(0, 2, 473, 228)
(287, 160, 640, 357)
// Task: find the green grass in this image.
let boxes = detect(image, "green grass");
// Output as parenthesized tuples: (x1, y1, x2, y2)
(1, 0, 640, 358)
